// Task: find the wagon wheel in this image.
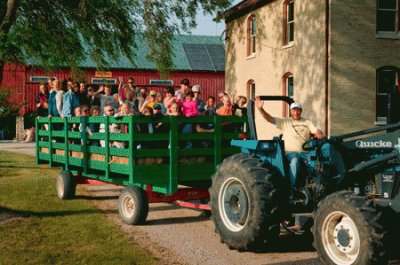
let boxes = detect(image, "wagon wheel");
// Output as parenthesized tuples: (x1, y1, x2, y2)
(118, 186, 149, 225)
(56, 170, 76, 200)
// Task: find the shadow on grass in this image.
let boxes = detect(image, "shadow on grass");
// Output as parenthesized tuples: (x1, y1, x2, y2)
(0, 206, 115, 219)
(0, 165, 40, 170)
(84, 188, 122, 193)
(75, 195, 119, 201)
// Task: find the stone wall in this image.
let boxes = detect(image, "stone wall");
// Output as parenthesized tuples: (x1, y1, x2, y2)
(328, 0, 400, 135)
(225, 0, 326, 139)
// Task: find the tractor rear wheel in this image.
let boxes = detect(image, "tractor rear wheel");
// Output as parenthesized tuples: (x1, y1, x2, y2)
(209, 153, 288, 251)
(118, 186, 149, 225)
(313, 191, 387, 265)
(56, 170, 76, 200)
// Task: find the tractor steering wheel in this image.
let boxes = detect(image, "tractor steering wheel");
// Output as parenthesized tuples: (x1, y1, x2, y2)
(302, 138, 327, 152)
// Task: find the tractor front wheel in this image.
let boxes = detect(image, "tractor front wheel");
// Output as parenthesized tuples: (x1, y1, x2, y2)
(209, 154, 287, 251)
(56, 170, 76, 200)
(118, 186, 149, 225)
(313, 191, 387, 265)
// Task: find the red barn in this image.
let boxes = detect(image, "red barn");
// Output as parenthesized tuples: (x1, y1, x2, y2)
(1, 34, 225, 114)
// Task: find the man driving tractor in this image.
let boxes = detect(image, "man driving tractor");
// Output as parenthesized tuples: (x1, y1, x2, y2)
(255, 96, 324, 186)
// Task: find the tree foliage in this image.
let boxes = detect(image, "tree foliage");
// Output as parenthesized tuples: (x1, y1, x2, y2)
(0, 0, 231, 81)
(0, 87, 25, 138)
(0, 87, 24, 117)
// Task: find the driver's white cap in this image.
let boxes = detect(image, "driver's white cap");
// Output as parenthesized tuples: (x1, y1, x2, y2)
(290, 102, 302, 110)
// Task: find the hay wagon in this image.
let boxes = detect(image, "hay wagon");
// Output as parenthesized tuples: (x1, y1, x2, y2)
(36, 115, 246, 224)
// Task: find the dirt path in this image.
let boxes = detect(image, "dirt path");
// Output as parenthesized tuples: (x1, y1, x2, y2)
(82, 184, 320, 265)
(0, 141, 36, 156)
(0, 141, 320, 265)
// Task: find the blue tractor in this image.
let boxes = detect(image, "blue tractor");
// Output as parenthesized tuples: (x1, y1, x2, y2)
(209, 96, 400, 265)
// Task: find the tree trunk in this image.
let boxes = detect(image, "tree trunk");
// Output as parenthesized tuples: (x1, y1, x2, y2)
(0, 61, 4, 85)
(0, 0, 19, 33)
(0, 0, 19, 85)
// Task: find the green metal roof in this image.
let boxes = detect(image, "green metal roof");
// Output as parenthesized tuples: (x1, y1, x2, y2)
(77, 34, 225, 71)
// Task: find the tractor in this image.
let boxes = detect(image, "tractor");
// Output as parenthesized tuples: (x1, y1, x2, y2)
(209, 96, 400, 265)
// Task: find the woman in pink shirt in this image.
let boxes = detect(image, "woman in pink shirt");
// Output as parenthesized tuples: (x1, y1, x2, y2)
(182, 88, 198, 117)
(181, 88, 198, 148)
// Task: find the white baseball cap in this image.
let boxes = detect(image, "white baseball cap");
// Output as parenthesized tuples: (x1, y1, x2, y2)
(290, 102, 302, 110)
(192, 85, 201, 93)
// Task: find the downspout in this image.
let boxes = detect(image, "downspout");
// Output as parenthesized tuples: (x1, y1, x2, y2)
(325, 0, 330, 136)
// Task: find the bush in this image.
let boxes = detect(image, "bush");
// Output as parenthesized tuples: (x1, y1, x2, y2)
(0, 88, 25, 139)
(24, 110, 38, 129)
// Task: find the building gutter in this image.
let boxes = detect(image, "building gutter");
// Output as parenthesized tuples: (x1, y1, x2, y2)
(325, 0, 330, 136)
(225, 0, 275, 23)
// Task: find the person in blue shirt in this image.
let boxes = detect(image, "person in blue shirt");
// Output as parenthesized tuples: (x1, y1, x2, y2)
(48, 79, 63, 117)
(62, 80, 80, 118)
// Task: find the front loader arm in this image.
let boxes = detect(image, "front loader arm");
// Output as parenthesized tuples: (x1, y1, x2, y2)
(330, 149, 400, 185)
(348, 150, 399, 173)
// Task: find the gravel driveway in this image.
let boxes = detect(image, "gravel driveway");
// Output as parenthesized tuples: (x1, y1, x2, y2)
(0, 140, 36, 156)
(83, 184, 320, 265)
(0, 140, 321, 265)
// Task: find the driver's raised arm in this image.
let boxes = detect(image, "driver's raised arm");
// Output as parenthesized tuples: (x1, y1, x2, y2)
(255, 96, 276, 125)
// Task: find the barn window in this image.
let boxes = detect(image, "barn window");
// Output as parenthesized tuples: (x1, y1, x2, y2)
(91, 78, 117, 84)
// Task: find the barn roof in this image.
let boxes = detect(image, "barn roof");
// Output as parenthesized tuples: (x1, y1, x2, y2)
(26, 35, 225, 72)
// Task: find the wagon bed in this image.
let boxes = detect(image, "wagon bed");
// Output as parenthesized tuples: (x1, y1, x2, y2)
(36, 115, 247, 222)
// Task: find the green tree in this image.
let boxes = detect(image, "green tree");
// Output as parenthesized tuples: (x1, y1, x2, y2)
(0, 87, 25, 138)
(0, 0, 231, 83)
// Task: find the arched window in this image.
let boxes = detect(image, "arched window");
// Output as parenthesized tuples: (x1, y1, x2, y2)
(247, 15, 256, 56)
(283, 72, 294, 116)
(376, 66, 400, 125)
(247, 79, 256, 100)
(283, 0, 294, 45)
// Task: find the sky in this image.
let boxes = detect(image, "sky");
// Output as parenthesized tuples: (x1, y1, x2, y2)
(191, 0, 242, 36)
(191, 12, 226, 36)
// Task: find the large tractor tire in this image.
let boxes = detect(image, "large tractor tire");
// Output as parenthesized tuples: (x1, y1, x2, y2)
(209, 153, 288, 251)
(56, 170, 76, 200)
(118, 186, 149, 225)
(313, 191, 387, 265)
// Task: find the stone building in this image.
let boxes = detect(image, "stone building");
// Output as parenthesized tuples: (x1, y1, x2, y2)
(224, 0, 400, 138)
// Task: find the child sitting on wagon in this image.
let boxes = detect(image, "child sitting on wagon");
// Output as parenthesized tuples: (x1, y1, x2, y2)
(181, 88, 198, 148)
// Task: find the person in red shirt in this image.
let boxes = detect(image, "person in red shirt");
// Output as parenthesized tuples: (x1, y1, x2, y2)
(36, 84, 48, 117)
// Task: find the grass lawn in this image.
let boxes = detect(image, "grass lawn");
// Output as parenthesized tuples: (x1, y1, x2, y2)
(0, 151, 156, 265)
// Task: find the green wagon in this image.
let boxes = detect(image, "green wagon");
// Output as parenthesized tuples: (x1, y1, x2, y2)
(36, 115, 246, 224)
